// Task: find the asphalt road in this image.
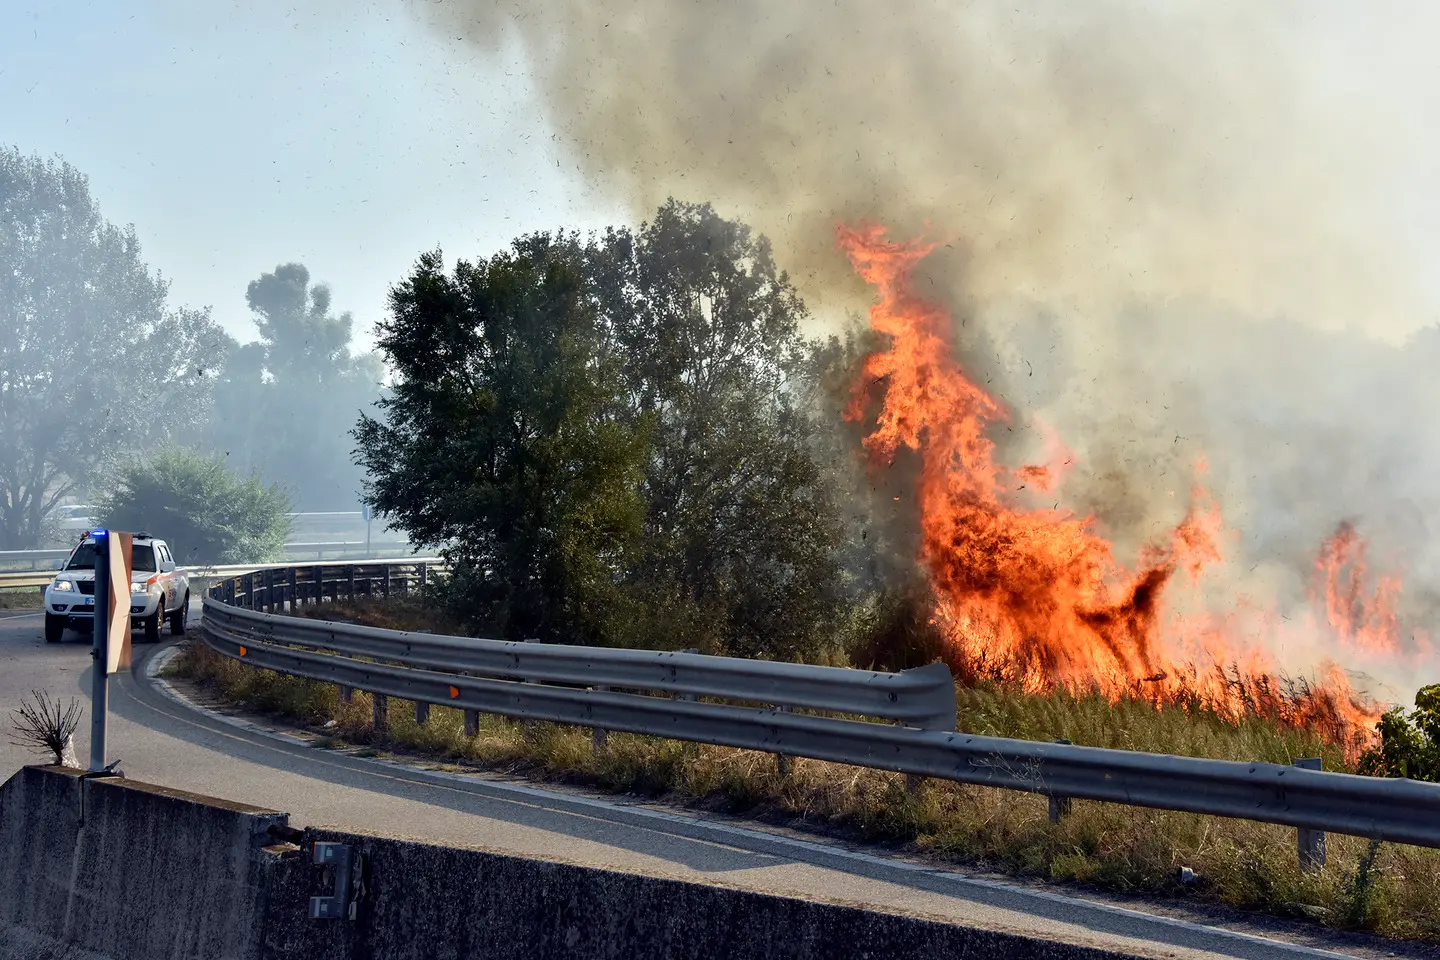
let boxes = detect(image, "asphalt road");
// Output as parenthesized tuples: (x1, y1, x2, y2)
(0, 605, 1430, 960)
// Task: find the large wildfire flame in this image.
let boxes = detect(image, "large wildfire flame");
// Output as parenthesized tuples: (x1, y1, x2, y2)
(838, 224, 1429, 756)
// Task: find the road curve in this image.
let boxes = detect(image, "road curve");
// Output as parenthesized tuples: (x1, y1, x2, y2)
(0, 607, 1429, 960)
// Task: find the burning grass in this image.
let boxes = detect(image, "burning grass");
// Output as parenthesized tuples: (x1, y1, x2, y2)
(167, 633, 1439, 944)
(838, 224, 1435, 759)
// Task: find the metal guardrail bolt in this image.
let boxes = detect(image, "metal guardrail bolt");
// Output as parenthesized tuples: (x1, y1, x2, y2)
(1294, 757, 1327, 871)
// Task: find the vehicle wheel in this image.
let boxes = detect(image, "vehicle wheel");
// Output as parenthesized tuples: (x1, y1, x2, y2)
(169, 593, 189, 636)
(144, 610, 162, 645)
(45, 613, 65, 644)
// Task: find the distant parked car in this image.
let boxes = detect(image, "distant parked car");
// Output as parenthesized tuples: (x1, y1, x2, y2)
(43, 534, 191, 645)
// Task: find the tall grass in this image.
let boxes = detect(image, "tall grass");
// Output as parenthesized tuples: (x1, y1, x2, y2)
(166, 602, 1440, 945)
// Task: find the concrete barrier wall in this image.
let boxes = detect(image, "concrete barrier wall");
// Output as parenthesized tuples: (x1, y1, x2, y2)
(0, 766, 286, 960)
(0, 766, 1127, 960)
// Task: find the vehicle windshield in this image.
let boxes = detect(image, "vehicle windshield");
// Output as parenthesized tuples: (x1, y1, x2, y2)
(65, 543, 157, 573)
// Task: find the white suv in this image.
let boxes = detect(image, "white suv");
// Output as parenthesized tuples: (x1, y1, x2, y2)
(44, 534, 191, 646)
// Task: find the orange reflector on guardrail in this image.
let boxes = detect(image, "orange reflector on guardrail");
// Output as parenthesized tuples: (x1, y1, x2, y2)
(449, 685, 459, 699)
(238, 645, 248, 657)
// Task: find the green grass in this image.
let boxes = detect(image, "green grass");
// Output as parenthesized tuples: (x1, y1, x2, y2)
(165, 604, 1440, 945)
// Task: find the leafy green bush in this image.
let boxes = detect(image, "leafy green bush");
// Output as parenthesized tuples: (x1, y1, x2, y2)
(1358, 684, 1440, 781)
(96, 447, 291, 565)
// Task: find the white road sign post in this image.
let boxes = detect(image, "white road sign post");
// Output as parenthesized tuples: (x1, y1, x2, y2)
(88, 529, 133, 773)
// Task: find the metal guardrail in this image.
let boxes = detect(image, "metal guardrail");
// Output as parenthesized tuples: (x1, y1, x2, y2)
(0, 558, 441, 592)
(0, 541, 424, 576)
(197, 562, 1440, 864)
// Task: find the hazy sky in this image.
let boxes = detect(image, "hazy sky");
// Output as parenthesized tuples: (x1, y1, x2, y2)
(1, 0, 620, 347)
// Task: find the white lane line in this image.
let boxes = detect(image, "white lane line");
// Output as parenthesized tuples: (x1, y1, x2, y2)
(137, 647, 1365, 960)
(0, 611, 44, 620)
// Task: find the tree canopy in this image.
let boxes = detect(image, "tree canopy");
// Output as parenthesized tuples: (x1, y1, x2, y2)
(358, 202, 854, 660)
(0, 147, 228, 548)
(356, 237, 648, 642)
(206, 263, 383, 510)
(96, 447, 292, 566)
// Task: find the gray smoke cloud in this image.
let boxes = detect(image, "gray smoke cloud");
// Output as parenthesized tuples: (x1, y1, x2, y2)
(412, 0, 1440, 693)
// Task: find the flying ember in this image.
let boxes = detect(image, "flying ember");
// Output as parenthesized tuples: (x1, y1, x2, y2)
(837, 223, 1410, 755)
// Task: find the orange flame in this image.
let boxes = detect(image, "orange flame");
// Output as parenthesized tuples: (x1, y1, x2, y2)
(838, 224, 1393, 754)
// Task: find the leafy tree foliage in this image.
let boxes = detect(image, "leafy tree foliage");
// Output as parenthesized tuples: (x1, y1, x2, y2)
(356, 238, 648, 642)
(0, 148, 228, 547)
(96, 447, 291, 565)
(207, 263, 383, 510)
(360, 203, 855, 660)
(1359, 684, 1440, 782)
(603, 201, 849, 659)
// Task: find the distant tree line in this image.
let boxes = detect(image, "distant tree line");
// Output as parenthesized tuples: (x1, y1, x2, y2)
(0, 146, 380, 558)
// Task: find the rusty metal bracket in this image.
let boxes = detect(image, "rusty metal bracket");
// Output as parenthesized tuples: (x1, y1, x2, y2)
(309, 841, 363, 920)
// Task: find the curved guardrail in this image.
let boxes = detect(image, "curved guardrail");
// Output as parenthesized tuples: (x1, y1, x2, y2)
(197, 561, 1440, 862)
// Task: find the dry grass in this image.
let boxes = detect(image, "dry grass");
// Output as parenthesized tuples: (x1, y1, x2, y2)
(167, 621, 1440, 945)
(0, 588, 44, 610)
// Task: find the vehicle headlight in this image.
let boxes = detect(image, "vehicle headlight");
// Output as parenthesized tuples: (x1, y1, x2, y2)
(133, 582, 160, 596)
(50, 579, 74, 592)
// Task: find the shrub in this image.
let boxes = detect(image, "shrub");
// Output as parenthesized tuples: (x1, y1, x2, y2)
(96, 447, 291, 566)
(1358, 684, 1440, 782)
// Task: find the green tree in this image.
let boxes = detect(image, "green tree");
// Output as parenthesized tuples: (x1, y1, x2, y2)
(606, 201, 851, 660)
(1359, 684, 1440, 782)
(95, 447, 292, 566)
(206, 263, 383, 510)
(355, 237, 649, 642)
(0, 147, 228, 547)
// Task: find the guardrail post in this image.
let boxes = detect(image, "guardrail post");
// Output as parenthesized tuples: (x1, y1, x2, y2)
(382, 565, 391, 599)
(265, 569, 276, 612)
(339, 685, 352, 704)
(592, 686, 609, 753)
(420, 563, 428, 593)
(373, 693, 388, 732)
(1294, 757, 1327, 871)
(348, 566, 356, 602)
(414, 701, 429, 726)
(288, 568, 298, 612)
(314, 567, 324, 606)
(775, 704, 792, 776)
(1048, 739, 1073, 822)
(464, 709, 480, 738)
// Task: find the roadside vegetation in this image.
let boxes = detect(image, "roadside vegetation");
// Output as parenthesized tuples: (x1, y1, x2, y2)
(96, 447, 292, 566)
(0, 589, 43, 610)
(169, 605, 1440, 945)
(1, 146, 384, 551)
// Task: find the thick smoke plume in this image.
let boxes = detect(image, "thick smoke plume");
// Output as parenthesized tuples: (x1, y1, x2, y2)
(416, 1, 1440, 697)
